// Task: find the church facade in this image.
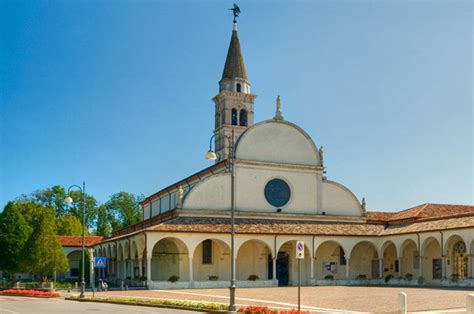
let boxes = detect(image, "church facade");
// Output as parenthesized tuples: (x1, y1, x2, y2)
(93, 21, 474, 289)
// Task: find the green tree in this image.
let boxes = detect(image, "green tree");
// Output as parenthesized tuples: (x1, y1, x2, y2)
(0, 202, 32, 283)
(106, 192, 143, 232)
(65, 190, 99, 230)
(31, 185, 67, 217)
(95, 205, 111, 237)
(56, 215, 85, 236)
(20, 206, 69, 282)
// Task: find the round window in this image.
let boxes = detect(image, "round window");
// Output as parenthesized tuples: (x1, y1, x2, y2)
(264, 179, 291, 207)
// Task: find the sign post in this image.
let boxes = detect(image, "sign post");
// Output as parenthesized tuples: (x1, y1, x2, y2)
(94, 257, 107, 293)
(296, 241, 304, 313)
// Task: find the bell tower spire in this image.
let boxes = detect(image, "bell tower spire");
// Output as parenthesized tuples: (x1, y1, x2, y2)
(212, 14, 256, 162)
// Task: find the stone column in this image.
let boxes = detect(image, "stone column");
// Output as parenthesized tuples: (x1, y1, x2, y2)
(442, 256, 447, 279)
(273, 256, 277, 281)
(146, 255, 152, 282)
(310, 257, 315, 280)
(418, 255, 423, 277)
(467, 255, 472, 279)
(138, 258, 143, 277)
(123, 260, 127, 279)
(188, 256, 193, 282)
(345, 258, 350, 278)
(379, 259, 383, 279)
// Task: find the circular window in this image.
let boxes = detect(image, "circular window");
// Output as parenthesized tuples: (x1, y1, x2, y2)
(264, 179, 291, 207)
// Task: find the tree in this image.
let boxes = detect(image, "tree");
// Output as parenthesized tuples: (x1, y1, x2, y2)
(65, 190, 99, 230)
(0, 202, 32, 283)
(31, 185, 67, 217)
(95, 205, 111, 237)
(106, 192, 143, 232)
(20, 206, 69, 282)
(56, 215, 85, 236)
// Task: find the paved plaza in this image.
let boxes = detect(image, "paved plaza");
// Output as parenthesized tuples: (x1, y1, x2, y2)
(88, 286, 473, 313)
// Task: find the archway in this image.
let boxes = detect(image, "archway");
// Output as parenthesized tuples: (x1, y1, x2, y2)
(193, 239, 231, 281)
(421, 237, 441, 281)
(314, 241, 346, 280)
(277, 241, 310, 286)
(381, 241, 397, 278)
(400, 239, 418, 278)
(236, 240, 272, 281)
(67, 250, 82, 279)
(349, 241, 379, 279)
(151, 238, 189, 282)
(445, 235, 468, 280)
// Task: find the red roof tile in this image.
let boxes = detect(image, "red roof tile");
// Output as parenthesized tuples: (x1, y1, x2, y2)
(57, 235, 104, 247)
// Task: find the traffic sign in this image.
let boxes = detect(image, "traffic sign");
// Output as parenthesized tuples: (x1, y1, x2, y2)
(94, 257, 106, 268)
(296, 241, 304, 259)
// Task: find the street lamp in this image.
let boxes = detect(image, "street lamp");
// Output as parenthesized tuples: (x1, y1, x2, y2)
(65, 181, 86, 298)
(205, 129, 236, 311)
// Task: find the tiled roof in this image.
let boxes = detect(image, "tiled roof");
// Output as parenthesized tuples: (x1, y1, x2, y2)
(381, 215, 474, 235)
(147, 217, 383, 236)
(57, 235, 104, 247)
(222, 29, 247, 81)
(368, 203, 474, 222)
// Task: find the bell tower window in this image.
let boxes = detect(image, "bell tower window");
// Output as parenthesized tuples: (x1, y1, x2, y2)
(231, 109, 238, 125)
(239, 109, 248, 126)
(236, 83, 241, 93)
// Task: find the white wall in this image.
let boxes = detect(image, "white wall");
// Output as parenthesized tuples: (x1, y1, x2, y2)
(322, 181, 362, 216)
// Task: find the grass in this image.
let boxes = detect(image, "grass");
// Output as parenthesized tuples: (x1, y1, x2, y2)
(67, 295, 229, 312)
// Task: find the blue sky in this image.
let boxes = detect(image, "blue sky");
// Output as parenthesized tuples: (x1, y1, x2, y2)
(1, 0, 472, 212)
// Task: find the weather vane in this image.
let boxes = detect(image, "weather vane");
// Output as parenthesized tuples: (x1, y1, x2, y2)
(229, 3, 241, 23)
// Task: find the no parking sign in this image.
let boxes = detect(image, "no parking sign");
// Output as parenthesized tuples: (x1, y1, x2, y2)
(296, 241, 304, 259)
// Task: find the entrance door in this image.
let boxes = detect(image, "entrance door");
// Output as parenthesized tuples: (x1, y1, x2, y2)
(371, 259, 380, 279)
(432, 258, 442, 279)
(276, 252, 289, 286)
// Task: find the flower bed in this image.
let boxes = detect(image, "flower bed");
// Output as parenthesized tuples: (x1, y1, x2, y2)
(0, 289, 60, 298)
(238, 305, 310, 314)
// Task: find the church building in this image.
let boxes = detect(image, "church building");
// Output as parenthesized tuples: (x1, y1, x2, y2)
(93, 19, 474, 289)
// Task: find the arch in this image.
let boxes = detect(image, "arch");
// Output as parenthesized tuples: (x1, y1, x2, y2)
(239, 109, 248, 127)
(349, 241, 379, 279)
(66, 250, 82, 278)
(399, 239, 418, 277)
(151, 237, 190, 282)
(314, 240, 347, 280)
(235, 120, 320, 166)
(444, 235, 468, 280)
(421, 237, 442, 281)
(231, 109, 238, 125)
(381, 241, 397, 277)
(192, 238, 231, 281)
(237, 239, 272, 281)
(276, 240, 311, 286)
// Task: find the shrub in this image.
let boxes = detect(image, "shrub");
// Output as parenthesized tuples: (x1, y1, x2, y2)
(0, 289, 59, 298)
(324, 275, 334, 280)
(417, 276, 425, 285)
(247, 274, 259, 281)
(168, 275, 179, 283)
(208, 275, 219, 281)
(404, 273, 413, 281)
(451, 274, 459, 282)
(237, 306, 310, 314)
(384, 274, 393, 283)
(356, 274, 367, 280)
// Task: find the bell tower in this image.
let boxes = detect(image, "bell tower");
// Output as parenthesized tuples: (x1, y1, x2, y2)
(212, 22, 257, 161)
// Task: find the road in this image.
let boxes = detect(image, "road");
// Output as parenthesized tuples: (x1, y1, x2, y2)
(0, 296, 199, 314)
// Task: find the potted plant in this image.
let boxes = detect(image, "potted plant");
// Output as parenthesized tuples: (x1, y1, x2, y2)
(324, 275, 334, 280)
(208, 275, 219, 281)
(168, 275, 179, 283)
(247, 274, 259, 281)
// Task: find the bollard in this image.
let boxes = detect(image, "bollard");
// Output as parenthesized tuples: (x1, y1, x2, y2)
(467, 294, 474, 314)
(398, 292, 407, 314)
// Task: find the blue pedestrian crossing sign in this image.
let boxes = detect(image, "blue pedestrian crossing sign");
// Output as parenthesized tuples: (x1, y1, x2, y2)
(94, 257, 106, 268)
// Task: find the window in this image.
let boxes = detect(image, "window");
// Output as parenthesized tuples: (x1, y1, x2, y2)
(236, 83, 241, 92)
(339, 247, 346, 265)
(231, 109, 238, 125)
(202, 240, 212, 264)
(239, 109, 248, 126)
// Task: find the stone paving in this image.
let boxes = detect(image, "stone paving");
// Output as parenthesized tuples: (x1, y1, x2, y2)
(85, 286, 474, 313)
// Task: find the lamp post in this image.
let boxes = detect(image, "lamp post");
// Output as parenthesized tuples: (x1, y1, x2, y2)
(64, 181, 86, 298)
(205, 129, 236, 311)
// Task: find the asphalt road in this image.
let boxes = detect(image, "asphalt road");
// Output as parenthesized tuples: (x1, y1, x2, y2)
(0, 296, 200, 314)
